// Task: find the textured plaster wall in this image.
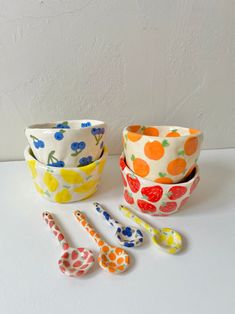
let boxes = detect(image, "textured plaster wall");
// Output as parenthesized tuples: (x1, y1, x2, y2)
(0, 0, 235, 160)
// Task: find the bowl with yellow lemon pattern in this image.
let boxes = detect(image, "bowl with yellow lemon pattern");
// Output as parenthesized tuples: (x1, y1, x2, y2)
(24, 145, 107, 203)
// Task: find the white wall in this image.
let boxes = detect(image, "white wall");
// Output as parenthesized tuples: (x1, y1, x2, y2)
(0, 0, 235, 160)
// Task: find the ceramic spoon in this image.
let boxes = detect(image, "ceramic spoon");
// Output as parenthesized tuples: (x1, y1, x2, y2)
(119, 205, 183, 254)
(42, 211, 94, 277)
(93, 202, 143, 247)
(74, 210, 130, 274)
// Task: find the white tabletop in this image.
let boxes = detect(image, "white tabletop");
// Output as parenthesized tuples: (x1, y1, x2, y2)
(0, 148, 235, 314)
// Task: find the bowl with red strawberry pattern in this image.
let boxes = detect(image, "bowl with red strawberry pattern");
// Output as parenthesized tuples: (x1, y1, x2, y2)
(25, 120, 106, 168)
(123, 125, 203, 183)
(120, 154, 200, 216)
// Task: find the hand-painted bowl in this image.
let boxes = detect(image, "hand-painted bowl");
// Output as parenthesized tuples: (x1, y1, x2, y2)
(120, 153, 200, 216)
(25, 120, 106, 167)
(24, 145, 107, 203)
(123, 125, 203, 183)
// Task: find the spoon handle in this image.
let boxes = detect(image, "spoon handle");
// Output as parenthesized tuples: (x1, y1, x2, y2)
(119, 205, 158, 235)
(42, 211, 70, 250)
(74, 210, 106, 248)
(93, 202, 121, 230)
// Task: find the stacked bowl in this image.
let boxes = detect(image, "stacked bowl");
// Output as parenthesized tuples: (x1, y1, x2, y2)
(120, 125, 203, 216)
(24, 120, 107, 203)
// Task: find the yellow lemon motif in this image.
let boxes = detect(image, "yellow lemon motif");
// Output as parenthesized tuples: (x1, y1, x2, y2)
(27, 160, 37, 178)
(34, 182, 44, 195)
(81, 163, 97, 176)
(43, 172, 59, 192)
(60, 169, 84, 184)
(73, 180, 98, 193)
(55, 189, 72, 203)
(97, 159, 106, 174)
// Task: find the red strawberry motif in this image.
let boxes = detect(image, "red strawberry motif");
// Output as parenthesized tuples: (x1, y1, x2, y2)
(141, 186, 163, 202)
(58, 233, 64, 241)
(137, 199, 157, 213)
(119, 157, 126, 170)
(121, 173, 127, 187)
(49, 221, 55, 228)
(167, 186, 187, 200)
(63, 260, 70, 268)
(124, 190, 134, 204)
(190, 176, 200, 194)
(126, 174, 140, 193)
(62, 252, 69, 259)
(73, 260, 82, 268)
(63, 243, 69, 250)
(71, 250, 78, 260)
(179, 197, 190, 208)
(159, 202, 177, 213)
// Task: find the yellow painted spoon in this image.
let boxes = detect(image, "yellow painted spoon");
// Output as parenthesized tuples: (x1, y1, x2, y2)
(119, 205, 183, 254)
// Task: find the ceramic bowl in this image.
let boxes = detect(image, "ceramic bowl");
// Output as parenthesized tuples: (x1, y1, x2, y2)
(123, 125, 203, 183)
(120, 153, 200, 216)
(25, 120, 106, 167)
(24, 145, 107, 203)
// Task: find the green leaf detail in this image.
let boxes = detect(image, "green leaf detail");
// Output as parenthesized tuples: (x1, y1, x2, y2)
(131, 154, 135, 161)
(162, 140, 169, 147)
(159, 172, 166, 178)
(178, 150, 185, 156)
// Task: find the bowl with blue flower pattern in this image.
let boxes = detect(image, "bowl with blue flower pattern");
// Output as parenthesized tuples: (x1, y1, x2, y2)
(24, 145, 107, 203)
(25, 120, 106, 167)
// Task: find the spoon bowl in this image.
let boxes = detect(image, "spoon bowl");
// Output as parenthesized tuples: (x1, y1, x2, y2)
(58, 247, 95, 277)
(151, 228, 182, 254)
(98, 245, 130, 273)
(43, 211, 94, 277)
(115, 226, 143, 248)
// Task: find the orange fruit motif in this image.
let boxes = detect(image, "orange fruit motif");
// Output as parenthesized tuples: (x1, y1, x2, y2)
(127, 131, 142, 142)
(189, 128, 200, 134)
(129, 125, 141, 132)
(155, 174, 173, 184)
(144, 141, 165, 160)
(166, 129, 180, 137)
(117, 257, 124, 265)
(184, 137, 198, 156)
(167, 158, 187, 176)
(109, 252, 116, 261)
(102, 246, 109, 253)
(131, 156, 150, 177)
(142, 127, 159, 136)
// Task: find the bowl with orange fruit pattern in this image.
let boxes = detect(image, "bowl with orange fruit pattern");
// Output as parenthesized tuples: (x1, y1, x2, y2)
(120, 153, 200, 216)
(123, 125, 203, 183)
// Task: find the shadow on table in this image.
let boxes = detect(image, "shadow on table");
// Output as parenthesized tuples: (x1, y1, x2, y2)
(178, 158, 235, 216)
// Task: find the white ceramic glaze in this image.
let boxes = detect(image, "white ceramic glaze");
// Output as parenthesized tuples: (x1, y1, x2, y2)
(25, 120, 106, 167)
(24, 145, 107, 203)
(120, 153, 200, 216)
(123, 125, 203, 183)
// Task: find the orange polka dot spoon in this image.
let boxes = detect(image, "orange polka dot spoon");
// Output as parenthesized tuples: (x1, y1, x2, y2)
(43, 212, 95, 277)
(93, 202, 144, 248)
(74, 210, 130, 274)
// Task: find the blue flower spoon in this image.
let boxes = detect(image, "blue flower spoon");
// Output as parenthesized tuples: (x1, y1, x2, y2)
(93, 202, 144, 248)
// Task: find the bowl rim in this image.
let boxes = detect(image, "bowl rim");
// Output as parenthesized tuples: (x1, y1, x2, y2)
(25, 145, 108, 171)
(120, 152, 199, 187)
(25, 119, 106, 131)
(123, 125, 203, 140)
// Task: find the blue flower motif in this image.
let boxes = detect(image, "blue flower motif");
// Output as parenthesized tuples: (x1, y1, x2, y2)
(100, 141, 104, 149)
(48, 160, 65, 167)
(81, 121, 91, 128)
(78, 141, 86, 150)
(54, 132, 64, 141)
(137, 230, 143, 237)
(91, 128, 97, 135)
(124, 242, 135, 248)
(122, 227, 132, 237)
(117, 227, 122, 233)
(55, 122, 70, 129)
(34, 139, 45, 149)
(71, 142, 79, 151)
(103, 211, 110, 221)
(79, 156, 92, 166)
